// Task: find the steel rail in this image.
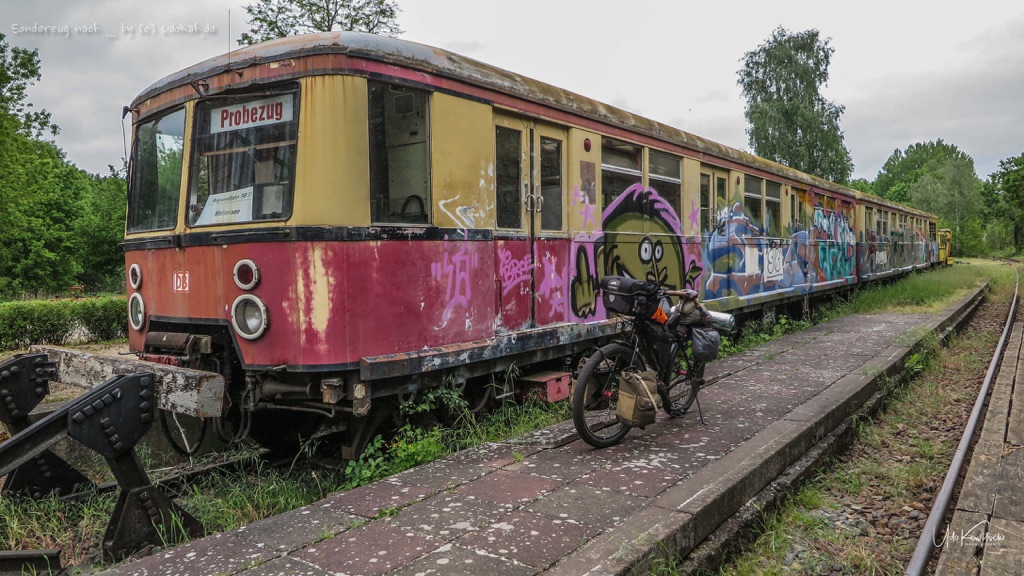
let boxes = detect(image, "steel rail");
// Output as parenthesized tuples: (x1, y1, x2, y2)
(905, 269, 1019, 575)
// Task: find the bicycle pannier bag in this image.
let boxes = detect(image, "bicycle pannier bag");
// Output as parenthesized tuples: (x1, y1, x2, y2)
(691, 326, 721, 362)
(616, 369, 662, 428)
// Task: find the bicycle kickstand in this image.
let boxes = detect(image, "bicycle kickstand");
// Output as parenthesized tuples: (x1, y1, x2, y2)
(695, 395, 705, 425)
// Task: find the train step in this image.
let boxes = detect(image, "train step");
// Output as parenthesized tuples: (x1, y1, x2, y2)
(518, 370, 572, 403)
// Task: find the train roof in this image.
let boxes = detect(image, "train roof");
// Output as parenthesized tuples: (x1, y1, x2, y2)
(136, 31, 935, 221)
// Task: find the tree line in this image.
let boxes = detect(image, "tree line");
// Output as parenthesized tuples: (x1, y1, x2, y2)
(0, 33, 126, 300)
(738, 27, 1024, 257)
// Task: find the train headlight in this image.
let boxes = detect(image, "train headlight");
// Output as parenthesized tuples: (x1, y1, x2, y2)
(128, 293, 146, 331)
(128, 263, 142, 289)
(233, 259, 260, 290)
(231, 294, 268, 340)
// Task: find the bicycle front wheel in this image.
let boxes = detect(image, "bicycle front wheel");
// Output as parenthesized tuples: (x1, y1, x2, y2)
(572, 342, 635, 448)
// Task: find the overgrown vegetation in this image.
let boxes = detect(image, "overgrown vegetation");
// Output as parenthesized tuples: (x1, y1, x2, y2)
(0, 388, 569, 569)
(653, 262, 1013, 576)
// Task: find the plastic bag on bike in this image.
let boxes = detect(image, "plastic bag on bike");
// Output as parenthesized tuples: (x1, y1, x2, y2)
(616, 369, 662, 428)
(691, 326, 722, 362)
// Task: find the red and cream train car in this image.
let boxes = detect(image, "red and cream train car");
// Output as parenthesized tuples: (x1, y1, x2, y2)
(123, 32, 939, 454)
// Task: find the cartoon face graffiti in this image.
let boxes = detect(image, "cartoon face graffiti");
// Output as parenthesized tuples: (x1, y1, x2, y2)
(599, 184, 686, 288)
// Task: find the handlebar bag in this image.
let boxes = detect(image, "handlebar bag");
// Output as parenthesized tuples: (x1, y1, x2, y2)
(601, 276, 657, 315)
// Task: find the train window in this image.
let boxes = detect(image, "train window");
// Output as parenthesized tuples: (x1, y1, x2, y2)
(601, 138, 641, 210)
(189, 86, 299, 227)
(700, 173, 711, 232)
(765, 181, 781, 237)
(539, 137, 563, 231)
(495, 126, 522, 230)
(649, 151, 681, 222)
(716, 175, 728, 218)
(128, 107, 185, 232)
(368, 81, 431, 225)
(743, 175, 763, 230)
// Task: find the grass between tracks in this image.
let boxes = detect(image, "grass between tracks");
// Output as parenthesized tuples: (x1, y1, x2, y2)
(650, 259, 1015, 575)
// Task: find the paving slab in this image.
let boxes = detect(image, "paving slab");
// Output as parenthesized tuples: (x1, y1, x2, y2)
(96, 286, 984, 576)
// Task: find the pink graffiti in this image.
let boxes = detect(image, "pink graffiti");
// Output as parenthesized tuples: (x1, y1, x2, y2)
(431, 239, 479, 328)
(498, 248, 533, 297)
(576, 186, 598, 231)
(688, 199, 700, 230)
(537, 252, 566, 320)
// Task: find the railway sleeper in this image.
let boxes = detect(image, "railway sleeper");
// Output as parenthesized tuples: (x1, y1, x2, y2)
(0, 354, 203, 564)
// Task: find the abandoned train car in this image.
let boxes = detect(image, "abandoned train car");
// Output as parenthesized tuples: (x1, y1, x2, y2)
(122, 32, 941, 455)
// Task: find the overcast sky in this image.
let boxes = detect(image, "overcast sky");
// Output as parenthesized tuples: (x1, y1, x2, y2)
(5, 0, 1023, 181)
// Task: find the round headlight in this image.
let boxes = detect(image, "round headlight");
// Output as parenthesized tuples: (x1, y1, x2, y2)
(128, 263, 142, 289)
(233, 259, 260, 290)
(231, 294, 268, 340)
(128, 293, 146, 331)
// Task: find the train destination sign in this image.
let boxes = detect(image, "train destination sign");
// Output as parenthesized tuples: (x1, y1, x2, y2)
(209, 94, 293, 134)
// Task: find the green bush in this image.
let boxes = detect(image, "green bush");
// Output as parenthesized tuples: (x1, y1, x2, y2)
(0, 300, 75, 349)
(73, 297, 127, 341)
(0, 296, 127, 351)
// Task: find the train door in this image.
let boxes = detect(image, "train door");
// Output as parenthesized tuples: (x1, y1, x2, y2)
(700, 166, 732, 300)
(493, 113, 532, 331)
(529, 122, 568, 326)
(492, 115, 568, 330)
(699, 167, 730, 233)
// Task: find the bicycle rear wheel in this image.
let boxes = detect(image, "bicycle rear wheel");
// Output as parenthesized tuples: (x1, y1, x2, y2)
(666, 374, 699, 418)
(572, 342, 635, 447)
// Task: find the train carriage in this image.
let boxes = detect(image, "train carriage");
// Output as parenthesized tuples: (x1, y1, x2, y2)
(122, 32, 940, 455)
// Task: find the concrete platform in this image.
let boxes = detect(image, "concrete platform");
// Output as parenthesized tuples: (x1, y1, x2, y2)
(99, 287, 983, 576)
(936, 306, 1024, 576)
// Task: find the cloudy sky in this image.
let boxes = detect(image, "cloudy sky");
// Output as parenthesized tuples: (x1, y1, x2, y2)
(5, 0, 1023, 181)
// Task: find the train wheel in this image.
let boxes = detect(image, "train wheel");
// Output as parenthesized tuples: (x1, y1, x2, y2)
(159, 409, 208, 457)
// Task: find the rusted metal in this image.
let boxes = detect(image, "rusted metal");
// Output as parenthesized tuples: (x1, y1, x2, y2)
(0, 372, 204, 562)
(0, 549, 62, 575)
(130, 31, 935, 220)
(359, 319, 621, 381)
(28, 346, 225, 418)
(518, 370, 572, 403)
(0, 354, 89, 498)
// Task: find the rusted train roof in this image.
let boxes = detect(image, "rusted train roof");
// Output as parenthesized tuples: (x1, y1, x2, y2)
(135, 31, 934, 220)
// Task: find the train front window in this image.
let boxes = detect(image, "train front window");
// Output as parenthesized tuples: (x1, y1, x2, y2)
(189, 86, 299, 227)
(128, 107, 185, 233)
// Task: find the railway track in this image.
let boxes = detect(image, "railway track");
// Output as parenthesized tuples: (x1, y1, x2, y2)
(914, 265, 1023, 574)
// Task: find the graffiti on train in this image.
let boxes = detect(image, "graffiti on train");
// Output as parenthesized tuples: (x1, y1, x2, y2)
(812, 206, 856, 282)
(432, 238, 480, 329)
(570, 183, 702, 320)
